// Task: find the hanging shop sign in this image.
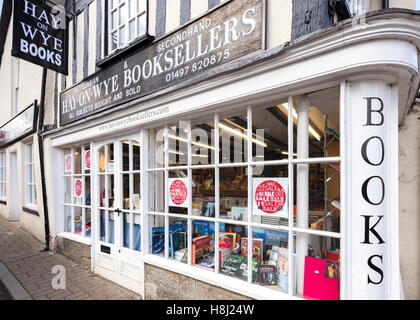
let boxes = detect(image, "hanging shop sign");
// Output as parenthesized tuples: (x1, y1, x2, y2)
(84, 150, 91, 170)
(253, 178, 288, 218)
(12, 0, 68, 74)
(169, 178, 189, 208)
(64, 153, 72, 173)
(59, 0, 264, 125)
(0, 102, 38, 148)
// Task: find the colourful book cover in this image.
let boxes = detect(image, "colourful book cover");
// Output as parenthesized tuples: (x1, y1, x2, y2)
(240, 238, 263, 260)
(192, 235, 210, 265)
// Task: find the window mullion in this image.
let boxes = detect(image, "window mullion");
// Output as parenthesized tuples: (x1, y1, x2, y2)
(164, 126, 169, 260)
(246, 105, 253, 285)
(287, 95, 295, 297)
(214, 113, 220, 274)
(81, 145, 86, 237)
(71, 147, 75, 234)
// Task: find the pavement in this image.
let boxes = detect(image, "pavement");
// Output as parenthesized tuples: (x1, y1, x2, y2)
(0, 215, 142, 300)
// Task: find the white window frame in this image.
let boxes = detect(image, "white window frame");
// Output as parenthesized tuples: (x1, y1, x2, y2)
(0, 151, 6, 200)
(144, 98, 342, 299)
(25, 142, 37, 208)
(108, 0, 148, 54)
(62, 145, 92, 238)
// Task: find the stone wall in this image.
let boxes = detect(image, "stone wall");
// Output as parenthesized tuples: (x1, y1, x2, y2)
(145, 264, 253, 300)
(53, 237, 91, 269)
(398, 104, 420, 300)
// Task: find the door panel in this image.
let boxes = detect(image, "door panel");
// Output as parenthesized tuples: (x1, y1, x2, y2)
(93, 134, 143, 294)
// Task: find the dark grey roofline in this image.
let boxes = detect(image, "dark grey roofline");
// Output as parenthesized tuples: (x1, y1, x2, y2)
(0, 0, 12, 67)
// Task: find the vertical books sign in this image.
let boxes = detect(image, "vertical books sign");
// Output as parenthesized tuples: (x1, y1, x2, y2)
(12, 0, 68, 74)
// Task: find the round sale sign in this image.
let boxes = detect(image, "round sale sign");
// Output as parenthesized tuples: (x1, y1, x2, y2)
(254, 180, 286, 214)
(84, 150, 91, 170)
(74, 179, 83, 197)
(169, 179, 188, 206)
(65, 154, 72, 172)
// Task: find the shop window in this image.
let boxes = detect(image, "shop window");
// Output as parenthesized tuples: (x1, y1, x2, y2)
(63, 145, 91, 237)
(120, 139, 142, 251)
(98, 143, 115, 243)
(220, 167, 248, 221)
(219, 110, 248, 164)
(149, 214, 165, 256)
(25, 142, 37, 207)
(193, 220, 215, 271)
(108, 0, 148, 54)
(192, 169, 215, 217)
(293, 232, 340, 299)
(170, 217, 188, 263)
(0, 151, 6, 200)
(146, 89, 341, 299)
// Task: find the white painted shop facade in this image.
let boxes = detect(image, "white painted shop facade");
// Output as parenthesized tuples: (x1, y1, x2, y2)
(44, 10, 420, 300)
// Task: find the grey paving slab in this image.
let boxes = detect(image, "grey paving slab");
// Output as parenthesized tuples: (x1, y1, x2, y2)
(0, 215, 142, 300)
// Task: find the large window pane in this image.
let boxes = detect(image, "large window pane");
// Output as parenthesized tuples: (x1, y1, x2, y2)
(193, 220, 215, 271)
(219, 110, 248, 164)
(292, 88, 340, 159)
(252, 164, 289, 226)
(168, 122, 188, 167)
(191, 116, 215, 165)
(149, 214, 165, 257)
(169, 217, 187, 263)
(293, 163, 340, 232)
(168, 170, 188, 215)
(294, 232, 340, 300)
(252, 104, 288, 162)
(192, 169, 215, 217)
(219, 167, 247, 221)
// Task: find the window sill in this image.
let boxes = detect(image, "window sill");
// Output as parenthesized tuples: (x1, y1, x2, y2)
(22, 206, 39, 216)
(57, 232, 92, 246)
(96, 34, 155, 69)
(142, 254, 301, 301)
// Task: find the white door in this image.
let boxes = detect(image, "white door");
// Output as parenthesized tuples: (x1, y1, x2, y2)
(9, 152, 19, 221)
(93, 133, 144, 294)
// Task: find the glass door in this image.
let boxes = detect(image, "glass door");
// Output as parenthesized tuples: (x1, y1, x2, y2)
(93, 133, 143, 293)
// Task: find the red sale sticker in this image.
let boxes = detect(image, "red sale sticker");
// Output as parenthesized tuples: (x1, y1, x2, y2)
(65, 154, 72, 173)
(74, 179, 83, 198)
(169, 179, 188, 207)
(253, 178, 288, 218)
(84, 150, 91, 170)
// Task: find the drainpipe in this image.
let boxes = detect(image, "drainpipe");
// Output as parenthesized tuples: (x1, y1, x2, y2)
(38, 67, 51, 252)
(383, 0, 389, 9)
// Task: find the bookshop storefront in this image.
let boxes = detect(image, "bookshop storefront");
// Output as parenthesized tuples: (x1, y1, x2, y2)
(46, 7, 420, 300)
